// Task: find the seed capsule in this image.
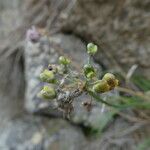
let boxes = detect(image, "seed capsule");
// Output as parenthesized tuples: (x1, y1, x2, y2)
(86, 72, 95, 79)
(59, 56, 70, 65)
(83, 64, 96, 79)
(87, 43, 98, 55)
(38, 86, 56, 99)
(93, 79, 110, 93)
(103, 73, 115, 81)
(114, 79, 119, 87)
(103, 73, 118, 89)
(40, 69, 56, 83)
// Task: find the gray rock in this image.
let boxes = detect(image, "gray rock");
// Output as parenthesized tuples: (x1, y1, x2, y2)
(0, 0, 22, 40)
(0, 0, 24, 128)
(0, 116, 86, 150)
(49, 33, 88, 67)
(0, 111, 147, 150)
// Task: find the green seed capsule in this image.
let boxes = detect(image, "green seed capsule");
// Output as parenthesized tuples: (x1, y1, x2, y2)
(86, 72, 95, 79)
(83, 64, 96, 79)
(93, 79, 110, 93)
(38, 86, 56, 99)
(40, 69, 56, 83)
(59, 56, 70, 65)
(87, 43, 98, 55)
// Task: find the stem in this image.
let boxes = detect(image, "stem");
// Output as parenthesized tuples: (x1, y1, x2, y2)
(87, 90, 121, 108)
(87, 55, 91, 65)
(87, 90, 148, 109)
(101, 96, 106, 113)
(116, 87, 149, 101)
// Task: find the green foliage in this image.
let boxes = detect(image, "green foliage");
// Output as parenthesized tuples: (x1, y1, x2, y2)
(137, 138, 150, 150)
(118, 96, 150, 109)
(132, 75, 150, 91)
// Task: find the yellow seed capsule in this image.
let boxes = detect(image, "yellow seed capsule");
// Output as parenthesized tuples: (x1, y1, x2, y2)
(93, 79, 110, 93)
(103, 73, 116, 88)
(38, 86, 56, 99)
(114, 79, 119, 86)
(103, 73, 115, 81)
(40, 69, 56, 83)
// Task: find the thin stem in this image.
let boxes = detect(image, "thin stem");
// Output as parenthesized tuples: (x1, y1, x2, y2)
(87, 90, 121, 108)
(116, 87, 149, 101)
(101, 96, 106, 113)
(87, 55, 91, 65)
(87, 90, 149, 109)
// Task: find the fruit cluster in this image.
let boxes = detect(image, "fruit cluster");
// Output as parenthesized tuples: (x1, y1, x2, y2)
(38, 43, 119, 109)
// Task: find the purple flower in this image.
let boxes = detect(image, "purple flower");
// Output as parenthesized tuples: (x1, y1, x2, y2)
(26, 26, 41, 43)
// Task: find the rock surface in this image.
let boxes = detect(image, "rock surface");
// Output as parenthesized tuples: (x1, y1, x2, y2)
(0, 0, 24, 129)
(0, 116, 86, 150)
